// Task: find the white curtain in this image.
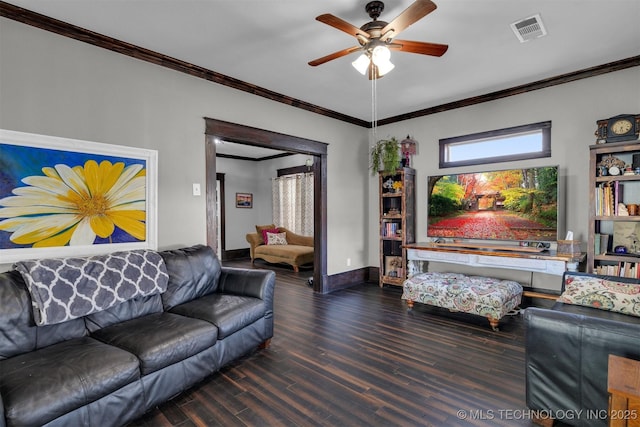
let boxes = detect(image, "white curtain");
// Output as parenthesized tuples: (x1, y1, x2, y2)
(272, 172, 314, 236)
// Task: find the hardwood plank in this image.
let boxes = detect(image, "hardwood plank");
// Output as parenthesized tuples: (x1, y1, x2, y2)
(128, 260, 553, 426)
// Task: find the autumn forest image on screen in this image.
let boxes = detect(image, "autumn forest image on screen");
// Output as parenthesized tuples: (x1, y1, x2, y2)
(427, 167, 558, 241)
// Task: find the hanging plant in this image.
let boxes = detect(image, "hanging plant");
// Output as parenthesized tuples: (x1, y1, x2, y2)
(370, 137, 401, 176)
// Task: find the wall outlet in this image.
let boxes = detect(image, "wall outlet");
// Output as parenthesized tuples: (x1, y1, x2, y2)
(346, 258, 351, 267)
(192, 183, 201, 196)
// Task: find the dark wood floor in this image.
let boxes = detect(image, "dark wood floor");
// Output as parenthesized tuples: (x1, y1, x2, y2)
(129, 260, 545, 427)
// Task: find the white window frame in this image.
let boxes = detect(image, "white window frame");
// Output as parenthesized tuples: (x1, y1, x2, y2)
(439, 121, 551, 168)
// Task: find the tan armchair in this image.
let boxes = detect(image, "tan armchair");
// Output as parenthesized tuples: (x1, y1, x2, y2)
(246, 227, 314, 272)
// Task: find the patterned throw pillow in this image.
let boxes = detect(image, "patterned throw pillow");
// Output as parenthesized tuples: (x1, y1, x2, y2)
(558, 274, 640, 317)
(261, 228, 279, 244)
(255, 224, 276, 244)
(266, 232, 288, 245)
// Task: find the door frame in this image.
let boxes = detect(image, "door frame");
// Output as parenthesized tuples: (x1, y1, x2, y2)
(215, 173, 225, 259)
(204, 118, 329, 293)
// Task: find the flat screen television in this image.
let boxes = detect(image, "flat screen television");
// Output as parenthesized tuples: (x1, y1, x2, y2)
(427, 166, 560, 242)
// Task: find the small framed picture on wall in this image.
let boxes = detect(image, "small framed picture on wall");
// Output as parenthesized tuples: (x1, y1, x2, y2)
(236, 192, 253, 208)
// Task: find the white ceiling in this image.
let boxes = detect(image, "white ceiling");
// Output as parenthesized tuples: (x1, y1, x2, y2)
(4, 0, 640, 125)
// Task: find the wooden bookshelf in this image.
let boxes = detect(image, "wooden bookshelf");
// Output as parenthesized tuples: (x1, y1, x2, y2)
(589, 140, 640, 276)
(378, 168, 415, 287)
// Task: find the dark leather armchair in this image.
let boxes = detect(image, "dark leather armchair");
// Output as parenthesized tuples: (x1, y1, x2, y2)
(525, 272, 640, 427)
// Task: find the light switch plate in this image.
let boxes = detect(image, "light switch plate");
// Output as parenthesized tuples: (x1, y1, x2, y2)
(192, 183, 201, 196)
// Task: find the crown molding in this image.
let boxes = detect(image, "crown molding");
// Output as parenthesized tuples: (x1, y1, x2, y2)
(377, 55, 640, 126)
(2, 2, 638, 128)
(0, 1, 368, 127)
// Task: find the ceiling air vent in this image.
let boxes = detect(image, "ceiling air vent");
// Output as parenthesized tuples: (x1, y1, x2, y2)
(510, 14, 547, 43)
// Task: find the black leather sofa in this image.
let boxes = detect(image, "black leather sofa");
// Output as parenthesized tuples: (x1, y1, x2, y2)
(0, 244, 275, 427)
(525, 272, 640, 427)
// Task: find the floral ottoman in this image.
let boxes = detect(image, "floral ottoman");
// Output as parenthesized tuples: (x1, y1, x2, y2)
(402, 272, 523, 331)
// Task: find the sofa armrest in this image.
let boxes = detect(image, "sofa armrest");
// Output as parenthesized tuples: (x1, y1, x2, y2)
(218, 267, 276, 339)
(525, 307, 586, 417)
(525, 307, 640, 426)
(246, 233, 264, 259)
(280, 228, 313, 247)
(218, 267, 275, 302)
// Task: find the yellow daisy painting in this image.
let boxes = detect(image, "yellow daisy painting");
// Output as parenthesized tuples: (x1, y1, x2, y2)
(0, 140, 148, 250)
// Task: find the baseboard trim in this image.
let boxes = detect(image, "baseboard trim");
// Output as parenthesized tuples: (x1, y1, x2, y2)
(326, 266, 380, 292)
(368, 266, 380, 283)
(222, 248, 249, 261)
(326, 267, 368, 292)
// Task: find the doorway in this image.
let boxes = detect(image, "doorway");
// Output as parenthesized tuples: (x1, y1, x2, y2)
(204, 118, 329, 293)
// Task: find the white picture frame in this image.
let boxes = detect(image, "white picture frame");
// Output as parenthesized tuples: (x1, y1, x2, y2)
(0, 129, 158, 263)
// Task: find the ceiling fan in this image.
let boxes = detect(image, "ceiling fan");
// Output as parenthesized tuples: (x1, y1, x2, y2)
(309, 0, 448, 79)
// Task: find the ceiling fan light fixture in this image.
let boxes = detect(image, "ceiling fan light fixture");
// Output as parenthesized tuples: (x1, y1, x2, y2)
(371, 45, 391, 65)
(376, 60, 395, 76)
(371, 44, 394, 76)
(352, 53, 370, 75)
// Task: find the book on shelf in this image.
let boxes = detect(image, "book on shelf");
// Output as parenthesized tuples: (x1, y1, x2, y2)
(595, 183, 613, 216)
(595, 182, 624, 216)
(595, 261, 640, 278)
(614, 181, 623, 215)
(382, 221, 399, 237)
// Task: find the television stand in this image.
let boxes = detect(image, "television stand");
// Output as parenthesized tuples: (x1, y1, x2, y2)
(431, 241, 546, 253)
(405, 242, 583, 277)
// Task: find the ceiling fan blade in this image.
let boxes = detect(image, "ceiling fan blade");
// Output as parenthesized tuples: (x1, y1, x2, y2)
(316, 14, 371, 39)
(308, 46, 362, 67)
(389, 39, 448, 56)
(380, 0, 437, 41)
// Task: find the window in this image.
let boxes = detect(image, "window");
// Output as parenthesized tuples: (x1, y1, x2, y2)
(439, 121, 551, 168)
(272, 166, 314, 236)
